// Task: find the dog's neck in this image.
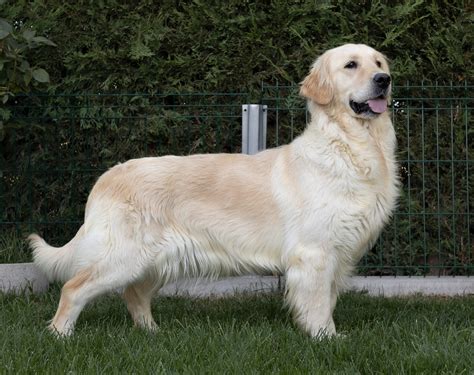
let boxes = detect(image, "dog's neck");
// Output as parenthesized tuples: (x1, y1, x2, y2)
(300, 101, 396, 182)
(305, 101, 392, 143)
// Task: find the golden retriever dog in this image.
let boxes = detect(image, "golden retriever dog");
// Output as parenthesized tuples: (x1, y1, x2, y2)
(29, 44, 398, 337)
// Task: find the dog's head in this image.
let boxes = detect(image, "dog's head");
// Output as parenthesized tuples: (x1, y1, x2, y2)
(300, 44, 391, 119)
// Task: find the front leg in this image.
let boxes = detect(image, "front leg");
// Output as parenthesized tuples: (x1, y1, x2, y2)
(285, 245, 338, 338)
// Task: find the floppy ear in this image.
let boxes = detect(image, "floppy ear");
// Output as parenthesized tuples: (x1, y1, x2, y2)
(299, 58, 333, 105)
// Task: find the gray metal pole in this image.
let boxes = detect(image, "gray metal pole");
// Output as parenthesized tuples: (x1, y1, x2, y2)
(242, 104, 267, 155)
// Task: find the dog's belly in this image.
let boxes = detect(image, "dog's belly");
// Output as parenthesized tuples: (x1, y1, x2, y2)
(143, 221, 285, 281)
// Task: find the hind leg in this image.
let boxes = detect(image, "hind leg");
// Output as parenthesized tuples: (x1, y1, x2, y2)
(123, 278, 161, 331)
(49, 265, 139, 336)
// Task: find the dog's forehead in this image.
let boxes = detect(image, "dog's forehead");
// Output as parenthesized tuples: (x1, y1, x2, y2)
(328, 44, 380, 60)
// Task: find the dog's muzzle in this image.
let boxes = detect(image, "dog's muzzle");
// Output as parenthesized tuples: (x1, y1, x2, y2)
(350, 73, 391, 116)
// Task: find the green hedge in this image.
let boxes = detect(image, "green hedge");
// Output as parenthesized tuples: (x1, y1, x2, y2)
(3, 0, 472, 93)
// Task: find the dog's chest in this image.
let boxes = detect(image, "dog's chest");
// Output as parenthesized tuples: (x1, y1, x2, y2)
(326, 161, 396, 258)
(293, 145, 397, 258)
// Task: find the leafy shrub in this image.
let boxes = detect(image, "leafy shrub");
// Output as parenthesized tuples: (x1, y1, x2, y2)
(2, 0, 471, 93)
(0, 13, 55, 140)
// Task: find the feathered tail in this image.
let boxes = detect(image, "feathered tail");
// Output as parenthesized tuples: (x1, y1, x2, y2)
(28, 225, 84, 282)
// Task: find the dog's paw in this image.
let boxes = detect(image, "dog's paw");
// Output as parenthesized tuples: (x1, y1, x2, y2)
(310, 327, 343, 341)
(48, 322, 74, 338)
(133, 317, 158, 333)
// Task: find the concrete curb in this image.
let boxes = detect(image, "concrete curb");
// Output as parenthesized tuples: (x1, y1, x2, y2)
(348, 276, 473, 296)
(1, 263, 472, 297)
(0, 263, 49, 294)
(159, 275, 474, 297)
(158, 275, 282, 297)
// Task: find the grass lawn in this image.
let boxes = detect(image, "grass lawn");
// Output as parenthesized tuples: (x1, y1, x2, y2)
(1, 288, 473, 374)
(0, 232, 31, 264)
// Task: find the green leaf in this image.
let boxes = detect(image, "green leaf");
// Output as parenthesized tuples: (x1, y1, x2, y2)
(22, 29, 36, 41)
(32, 68, 50, 83)
(20, 60, 31, 72)
(0, 29, 9, 39)
(31, 36, 57, 47)
(0, 106, 10, 119)
(0, 18, 12, 33)
(24, 69, 32, 86)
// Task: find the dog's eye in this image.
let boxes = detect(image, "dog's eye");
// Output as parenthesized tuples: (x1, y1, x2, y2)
(344, 61, 357, 69)
(376, 60, 382, 68)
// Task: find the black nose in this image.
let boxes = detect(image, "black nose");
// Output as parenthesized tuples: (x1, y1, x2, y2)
(373, 73, 391, 89)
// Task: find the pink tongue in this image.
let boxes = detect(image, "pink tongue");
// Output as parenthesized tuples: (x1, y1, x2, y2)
(367, 99, 387, 113)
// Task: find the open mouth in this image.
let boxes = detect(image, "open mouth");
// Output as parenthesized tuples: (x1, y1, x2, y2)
(350, 94, 388, 115)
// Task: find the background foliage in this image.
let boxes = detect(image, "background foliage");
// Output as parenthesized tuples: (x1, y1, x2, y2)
(1, 0, 471, 93)
(0, 1, 472, 274)
(0, 14, 55, 142)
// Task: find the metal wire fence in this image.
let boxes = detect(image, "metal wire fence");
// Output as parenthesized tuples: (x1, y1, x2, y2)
(1, 84, 472, 275)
